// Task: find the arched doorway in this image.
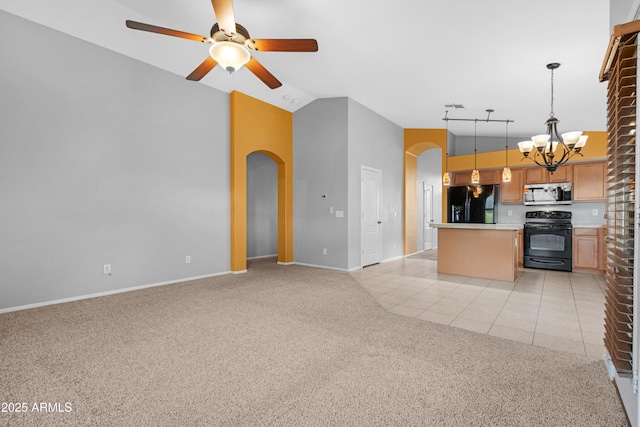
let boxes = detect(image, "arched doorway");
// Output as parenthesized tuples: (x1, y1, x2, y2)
(246, 152, 278, 260)
(403, 129, 447, 255)
(230, 91, 293, 273)
(415, 148, 442, 252)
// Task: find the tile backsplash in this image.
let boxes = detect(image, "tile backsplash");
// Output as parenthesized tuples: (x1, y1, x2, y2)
(497, 201, 606, 226)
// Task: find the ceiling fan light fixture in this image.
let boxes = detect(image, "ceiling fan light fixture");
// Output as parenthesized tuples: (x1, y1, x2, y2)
(209, 41, 250, 72)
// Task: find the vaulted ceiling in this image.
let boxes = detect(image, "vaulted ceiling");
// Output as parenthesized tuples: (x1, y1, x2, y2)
(0, 0, 613, 137)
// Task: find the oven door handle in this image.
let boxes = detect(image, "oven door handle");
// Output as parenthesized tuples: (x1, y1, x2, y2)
(529, 258, 566, 265)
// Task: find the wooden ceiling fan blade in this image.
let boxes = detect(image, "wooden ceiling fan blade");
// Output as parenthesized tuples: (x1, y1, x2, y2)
(250, 39, 318, 52)
(210, 0, 237, 35)
(245, 57, 282, 89)
(126, 20, 209, 43)
(186, 57, 218, 81)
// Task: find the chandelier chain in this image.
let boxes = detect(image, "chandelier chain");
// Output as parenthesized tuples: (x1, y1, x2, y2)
(550, 67, 555, 119)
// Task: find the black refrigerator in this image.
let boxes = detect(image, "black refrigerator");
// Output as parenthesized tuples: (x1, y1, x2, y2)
(448, 185, 499, 224)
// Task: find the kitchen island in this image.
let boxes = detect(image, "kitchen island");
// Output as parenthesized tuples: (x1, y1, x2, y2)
(430, 223, 523, 282)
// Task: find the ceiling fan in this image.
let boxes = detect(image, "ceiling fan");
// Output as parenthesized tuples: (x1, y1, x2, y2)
(125, 0, 318, 89)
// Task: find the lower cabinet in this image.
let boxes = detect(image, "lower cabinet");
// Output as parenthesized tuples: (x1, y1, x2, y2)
(573, 228, 604, 271)
(501, 168, 524, 204)
(517, 229, 523, 266)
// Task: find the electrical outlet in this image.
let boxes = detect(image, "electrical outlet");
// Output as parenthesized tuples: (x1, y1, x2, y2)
(592, 209, 599, 216)
(508, 210, 513, 216)
(186, 255, 191, 264)
(322, 248, 327, 255)
(103, 264, 111, 275)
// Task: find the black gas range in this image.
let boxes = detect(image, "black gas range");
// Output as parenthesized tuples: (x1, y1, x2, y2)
(523, 211, 572, 272)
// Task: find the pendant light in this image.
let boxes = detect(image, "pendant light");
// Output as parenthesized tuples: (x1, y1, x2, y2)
(502, 120, 512, 182)
(471, 119, 480, 184)
(442, 109, 513, 185)
(442, 111, 451, 186)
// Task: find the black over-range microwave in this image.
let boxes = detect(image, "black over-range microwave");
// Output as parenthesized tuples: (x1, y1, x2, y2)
(523, 182, 572, 205)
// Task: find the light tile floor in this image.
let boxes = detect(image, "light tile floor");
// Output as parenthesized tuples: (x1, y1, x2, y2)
(349, 252, 606, 359)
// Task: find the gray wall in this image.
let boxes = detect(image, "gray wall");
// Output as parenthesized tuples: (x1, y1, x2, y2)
(293, 98, 349, 269)
(293, 97, 403, 270)
(347, 99, 404, 269)
(610, 0, 637, 28)
(246, 152, 278, 258)
(451, 135, 530, 156)
(0, 11, 230, 310)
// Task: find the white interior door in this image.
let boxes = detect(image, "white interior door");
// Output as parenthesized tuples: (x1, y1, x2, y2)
(423, 182, 433, 250)
(362, 167, 381, 267)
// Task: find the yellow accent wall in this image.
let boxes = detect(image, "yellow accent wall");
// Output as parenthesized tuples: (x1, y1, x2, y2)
(403, 129, 448, 255)
(230, 91, 293, 272)
(448, 131, 607, 171)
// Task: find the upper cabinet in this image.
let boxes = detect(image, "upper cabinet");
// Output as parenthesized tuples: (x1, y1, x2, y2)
(573, 162, 606, 201)
(479, 169, 500, 185)
(451, 169, 499, 186)
(451, 172, 471, 187)
(549, 165, 573, 183)
(446, 161, 605, 203)
(524, 165, 573, 184)
(525, 167, 547, 184)
(501, 168, 524, 204)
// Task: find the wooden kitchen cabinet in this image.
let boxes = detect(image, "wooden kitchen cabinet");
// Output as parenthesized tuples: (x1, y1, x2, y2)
(451, 170, 499, 186)
(573, 162, 606, 201)
(479, 169, 500, 184)
(525, 165, 573, 184)
(573, 228, 600, 270)
(525, 167, 547, 184)
(451, 172, 471, 186)
(598, 227, 607, 271)
(500, 168, 524, 204)
(548, 164, 572, 183)
(517, 229, 523, 266)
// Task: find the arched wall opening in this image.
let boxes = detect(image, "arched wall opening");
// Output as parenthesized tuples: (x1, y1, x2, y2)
(416, 148, 443, 251)
(404, 129, 447, 255)
(230, 91, 293, 272)
(246, 151, 278, 260)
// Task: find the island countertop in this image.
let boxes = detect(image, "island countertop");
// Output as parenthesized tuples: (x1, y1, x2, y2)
(434, 225, 520, 281)
(430, 223, 523, 230)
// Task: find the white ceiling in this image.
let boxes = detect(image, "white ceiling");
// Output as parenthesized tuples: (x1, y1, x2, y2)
(0, 0, 613, 137)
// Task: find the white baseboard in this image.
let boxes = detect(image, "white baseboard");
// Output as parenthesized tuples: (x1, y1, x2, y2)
(231, 270, 247, 274)
(0, 271, 231, 314)
(383, 255, 407, 263)
(292, 262, 351, 272)
(247, 254, 278, 260)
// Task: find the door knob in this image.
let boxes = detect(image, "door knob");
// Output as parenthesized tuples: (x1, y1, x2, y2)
(377, 221, 382, 224)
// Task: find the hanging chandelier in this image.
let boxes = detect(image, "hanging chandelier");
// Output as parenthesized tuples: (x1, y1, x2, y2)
(517, 63, 588, 174)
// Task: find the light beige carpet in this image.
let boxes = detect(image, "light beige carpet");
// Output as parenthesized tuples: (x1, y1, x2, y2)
(0, 258, 628, 426)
